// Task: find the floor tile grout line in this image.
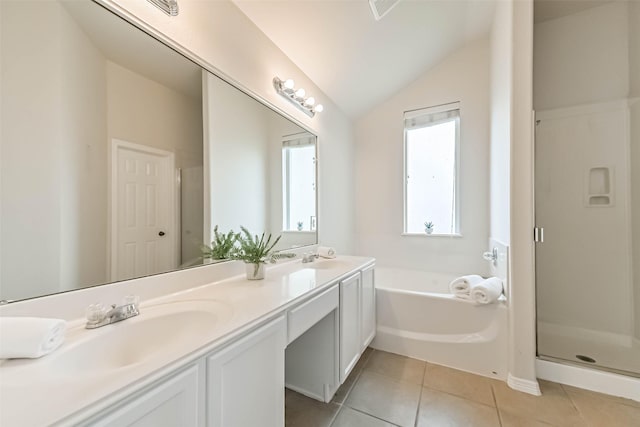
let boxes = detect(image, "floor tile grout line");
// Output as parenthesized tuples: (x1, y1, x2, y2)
(561, 383, 640, 410)
(413, 383, 424, 427)
(348, 406, 403, 426)
(419, 382, 498, 410)
(413, 362, 427, 427)
(559, 383, 595, 425)
(491, 384, 504, 427)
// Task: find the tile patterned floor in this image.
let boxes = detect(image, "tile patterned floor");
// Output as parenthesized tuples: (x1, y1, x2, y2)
(285, 348, 640, 427)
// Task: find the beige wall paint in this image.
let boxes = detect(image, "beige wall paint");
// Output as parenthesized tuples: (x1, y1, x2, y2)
(104, 0, 355, 254)
(354, 37, 491, 275)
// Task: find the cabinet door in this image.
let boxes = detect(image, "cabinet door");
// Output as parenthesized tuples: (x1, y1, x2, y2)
(360, 265, 376, 351)
(207, 316, 286, 427)
(339, 272, 361, 383)
(86, 364, 201, 427)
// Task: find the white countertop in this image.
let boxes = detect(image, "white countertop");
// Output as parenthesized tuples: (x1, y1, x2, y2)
(0, 255, 374, 427)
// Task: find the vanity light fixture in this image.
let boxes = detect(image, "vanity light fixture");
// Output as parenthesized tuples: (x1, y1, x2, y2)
(147, 0, 179, 16)
(273, 77, 324, 118)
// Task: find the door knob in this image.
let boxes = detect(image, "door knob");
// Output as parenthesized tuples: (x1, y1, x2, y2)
(158, 231, 166, 236)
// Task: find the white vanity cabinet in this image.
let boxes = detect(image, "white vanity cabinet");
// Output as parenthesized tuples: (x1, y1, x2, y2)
(80, 363, 203, 427)
(339, 264, 376, 383)
(339, 272, 362, 382)
(360, 264, 376, 351)
(206, 316, 287, 427)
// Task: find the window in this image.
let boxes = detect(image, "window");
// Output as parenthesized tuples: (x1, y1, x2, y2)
(404, 102, 460, 235)
(282, 134, 316, 232)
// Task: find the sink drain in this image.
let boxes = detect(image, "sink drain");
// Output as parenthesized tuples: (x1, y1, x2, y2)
(576, 355, 596, 363)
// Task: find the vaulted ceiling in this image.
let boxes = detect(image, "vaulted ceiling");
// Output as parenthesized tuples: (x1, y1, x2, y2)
(233, 0, 496, 119)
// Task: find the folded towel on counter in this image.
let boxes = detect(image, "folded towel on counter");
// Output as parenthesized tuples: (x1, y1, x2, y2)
(470, 277, 504, 305)
(317, 246, 336, 259)
(448, 275, 484, 298)
(0, 317, 66, 359)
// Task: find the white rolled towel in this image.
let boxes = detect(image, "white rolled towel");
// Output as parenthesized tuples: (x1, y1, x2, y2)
(471, 277, 504, 304)
(317, 246, 336, 259)
(0, 317, 66, 359)
(448, 275, 484, 299)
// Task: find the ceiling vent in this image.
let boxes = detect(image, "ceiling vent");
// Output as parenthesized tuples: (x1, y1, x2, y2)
(369, 0, 402, 21)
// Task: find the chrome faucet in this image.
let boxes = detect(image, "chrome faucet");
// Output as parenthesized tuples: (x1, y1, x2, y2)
(85, 296, 140, 329)
(301, 252, 318, 263)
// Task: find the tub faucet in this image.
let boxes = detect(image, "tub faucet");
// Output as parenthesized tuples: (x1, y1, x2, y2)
(85, 296, 140, 329)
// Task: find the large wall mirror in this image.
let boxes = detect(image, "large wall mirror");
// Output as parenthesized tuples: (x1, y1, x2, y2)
(0, 0, 317, 302)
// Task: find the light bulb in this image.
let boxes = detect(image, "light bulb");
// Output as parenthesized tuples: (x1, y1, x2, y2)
(295, 88, 306, 98)
(304, 97, 315, 106)
(314, 104, 324, 113)
(284, 79, 295, 90)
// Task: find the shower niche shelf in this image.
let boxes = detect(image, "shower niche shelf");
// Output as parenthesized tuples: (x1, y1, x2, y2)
(584, 167, 614, 207)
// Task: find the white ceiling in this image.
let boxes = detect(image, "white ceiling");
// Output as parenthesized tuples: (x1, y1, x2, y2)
(62, 0, 202, 99)
(233, 0, 496, 119)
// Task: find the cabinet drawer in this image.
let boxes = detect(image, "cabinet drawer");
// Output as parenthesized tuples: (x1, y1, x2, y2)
(288, 284, 339, 344)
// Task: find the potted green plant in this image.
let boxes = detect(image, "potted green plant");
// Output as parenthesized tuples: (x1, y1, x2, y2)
(201, 226, 238, 260)
(296, 221, 304, 231)
(232, 226, 282, 280)
(424, 221, 435, 235)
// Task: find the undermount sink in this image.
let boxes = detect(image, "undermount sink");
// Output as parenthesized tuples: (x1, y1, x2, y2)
(29, 300, 232, 378)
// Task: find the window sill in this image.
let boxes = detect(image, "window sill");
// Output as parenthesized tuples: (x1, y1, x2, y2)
(282, 230, 316, 234)
(401, 233, 463, 238)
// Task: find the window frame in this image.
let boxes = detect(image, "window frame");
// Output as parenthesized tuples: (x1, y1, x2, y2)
(281, 133, 317, 233)
(402, 102, 462, 237)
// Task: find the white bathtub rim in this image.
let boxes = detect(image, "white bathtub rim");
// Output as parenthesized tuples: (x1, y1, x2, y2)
(375, 286, 508, 307)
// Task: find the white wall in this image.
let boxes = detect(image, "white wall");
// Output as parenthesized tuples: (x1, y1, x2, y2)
(509, 0, 539, 390)
(106, 61, 202, 170)
(489, 0, 512, 246)
(354, 37, 490, 275)
(0, 0, 204, 300)
(105, 0, 355, 255)
(1, 1, 108, 300)
(1, 1, 64, 299)
(59, 4, 109, 291)
(205, 72, 270, 235)
(533, 2, 629, 111)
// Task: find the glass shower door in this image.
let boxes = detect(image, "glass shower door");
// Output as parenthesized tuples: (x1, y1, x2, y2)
(534, 103, 639, 376)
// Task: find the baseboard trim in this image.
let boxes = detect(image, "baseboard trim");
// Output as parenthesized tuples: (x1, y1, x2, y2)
(536, 359, 640, 402)
(285, 383, 324, 402)
(507, 373, 541, 396)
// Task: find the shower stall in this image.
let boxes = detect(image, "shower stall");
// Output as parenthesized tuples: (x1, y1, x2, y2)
(534, 0, 639, 378)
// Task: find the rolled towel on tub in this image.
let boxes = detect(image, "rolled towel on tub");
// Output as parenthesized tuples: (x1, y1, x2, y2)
(317, 246, 336, 259)
(471, 277, 504, 304)
(0, 317, 66, 359)
(448, 275, 484, 298)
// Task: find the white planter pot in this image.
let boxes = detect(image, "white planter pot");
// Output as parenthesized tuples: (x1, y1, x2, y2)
(425, 228, 434, 235)
(245, 262, 265, 280)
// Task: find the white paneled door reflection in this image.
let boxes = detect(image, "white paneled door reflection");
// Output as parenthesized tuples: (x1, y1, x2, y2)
(112, 139, 176, 282)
